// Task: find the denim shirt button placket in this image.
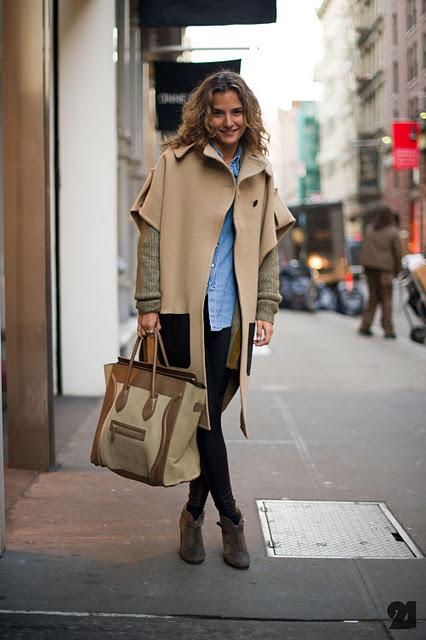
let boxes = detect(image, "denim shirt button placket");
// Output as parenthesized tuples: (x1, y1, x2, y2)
(207, 141, 241, 331)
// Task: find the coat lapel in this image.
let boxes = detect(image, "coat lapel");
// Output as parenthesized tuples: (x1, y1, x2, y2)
(202, 142, 231, 172)
(201, 142, 271, 185)
(174, 141, 271, 184)
(173, 143, 196, 158)
(237, 152, 271, 184)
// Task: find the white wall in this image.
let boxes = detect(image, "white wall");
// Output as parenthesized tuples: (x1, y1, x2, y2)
(0, 0, 5, 555)
(59, 0, 118, 395)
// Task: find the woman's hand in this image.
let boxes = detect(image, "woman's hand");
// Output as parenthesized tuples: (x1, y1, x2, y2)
(255, 319, 273, 347)
(137, 312, 162, 338)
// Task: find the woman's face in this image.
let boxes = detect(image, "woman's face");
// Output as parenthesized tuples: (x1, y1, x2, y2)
(210, 90, 246, 151)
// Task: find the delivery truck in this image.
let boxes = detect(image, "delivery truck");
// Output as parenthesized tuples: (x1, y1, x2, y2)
(280, 200, 347, 285)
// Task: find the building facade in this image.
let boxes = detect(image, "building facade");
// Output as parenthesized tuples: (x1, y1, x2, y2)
(0, 0, 183, 551)
(296, 101, 321, 202)
(318, 0, 426, 253)
(279, 102, 320, 205)
(279, 108, 299, 204)
(354, 0, 386, 224)
(383, 0, 426, 254)
(316, 0, 361, 238)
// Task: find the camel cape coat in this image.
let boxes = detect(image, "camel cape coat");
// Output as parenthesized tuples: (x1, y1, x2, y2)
(130, 142, 295, 438)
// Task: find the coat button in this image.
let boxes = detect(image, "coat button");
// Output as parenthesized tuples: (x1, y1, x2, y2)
(253, 200, 258, 207)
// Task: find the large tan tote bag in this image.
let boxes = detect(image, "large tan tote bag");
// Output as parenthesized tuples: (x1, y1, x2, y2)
(90, 329, 206, 487)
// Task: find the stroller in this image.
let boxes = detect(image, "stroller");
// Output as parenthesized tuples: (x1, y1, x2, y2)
(399, 254, 426, 344)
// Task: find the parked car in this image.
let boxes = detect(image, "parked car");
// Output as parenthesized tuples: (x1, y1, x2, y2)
(314, 282, 337, 311)
(279, 260, 317, 312)
(335, 276, 364, 316)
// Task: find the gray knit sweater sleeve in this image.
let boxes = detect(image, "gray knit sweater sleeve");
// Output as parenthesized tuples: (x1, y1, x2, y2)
(134, 222, 282, 322)
(134, 221, 161, 314)
(256, 244, 282, 323)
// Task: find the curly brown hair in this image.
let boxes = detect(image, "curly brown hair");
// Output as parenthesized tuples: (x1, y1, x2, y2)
(162, 70, 270, 155)
(371, 205, 397, 230)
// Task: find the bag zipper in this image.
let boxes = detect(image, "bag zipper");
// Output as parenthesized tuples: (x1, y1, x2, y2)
(109, 420, 146, 442)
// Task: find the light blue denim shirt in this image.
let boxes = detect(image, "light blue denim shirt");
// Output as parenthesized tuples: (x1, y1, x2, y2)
(205, 142, 242, 331)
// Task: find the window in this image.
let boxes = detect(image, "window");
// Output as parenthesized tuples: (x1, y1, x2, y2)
(392, 13, 398, 44)
(407, 45, 412, 80)
(414, 42, 418, 77)
(407, 43, 418, 80)
(407, 0, 417, 30)
(393, 61, 399, 92)
(408, 96, 419, 118)
(326, 161, 335, 177)
(423, 33, 426, 67)
(325, 118, 335, 136)
(423, 0, 426, 15)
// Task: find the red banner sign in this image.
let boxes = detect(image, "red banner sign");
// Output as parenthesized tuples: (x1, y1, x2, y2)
(392, 121, 419, 170)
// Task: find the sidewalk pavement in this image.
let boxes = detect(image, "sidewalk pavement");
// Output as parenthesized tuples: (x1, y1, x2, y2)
(0, 307, 425, 639)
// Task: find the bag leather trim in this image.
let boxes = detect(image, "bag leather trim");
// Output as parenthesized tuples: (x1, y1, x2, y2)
(113, 361, 199, 398)
(117, 356, 205, 389)
(90, 372, 117, 466)
(150, 392, 183, 485)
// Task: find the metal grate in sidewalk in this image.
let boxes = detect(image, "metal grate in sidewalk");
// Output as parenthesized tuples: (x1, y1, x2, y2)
(256, 499, 424, 559)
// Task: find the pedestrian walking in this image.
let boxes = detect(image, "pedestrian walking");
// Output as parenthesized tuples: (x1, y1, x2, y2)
(131, 71, 295, 570)
(358, 206, 403, 338)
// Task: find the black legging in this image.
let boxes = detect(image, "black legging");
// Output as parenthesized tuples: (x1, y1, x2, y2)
(186, 295, 237, 519)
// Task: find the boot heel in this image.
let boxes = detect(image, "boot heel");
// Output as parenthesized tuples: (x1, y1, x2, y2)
(179, 504, 206, 564)
(216, 507, 250, 570)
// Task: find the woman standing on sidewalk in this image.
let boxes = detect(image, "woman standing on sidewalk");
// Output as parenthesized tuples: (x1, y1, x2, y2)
(131, 71, 294, 570)
(358, 206, 402, 339)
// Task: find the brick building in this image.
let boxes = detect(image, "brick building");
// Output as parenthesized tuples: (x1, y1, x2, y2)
(383, 0, 426, 253)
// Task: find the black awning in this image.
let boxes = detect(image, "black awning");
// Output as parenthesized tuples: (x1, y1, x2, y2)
(154, 59, 241, 132)
(139, 0, 276, 27)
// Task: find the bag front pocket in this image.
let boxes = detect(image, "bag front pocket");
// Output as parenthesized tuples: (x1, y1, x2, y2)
(109, 420, 146, 442)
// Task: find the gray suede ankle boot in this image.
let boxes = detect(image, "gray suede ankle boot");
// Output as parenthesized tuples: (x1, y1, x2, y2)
(179, 503, 206, 564)
(216, 507, 250, 570)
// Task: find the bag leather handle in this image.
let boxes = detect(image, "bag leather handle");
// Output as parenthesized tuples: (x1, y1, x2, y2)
(145, 328, 170, 368)
(115, 329, 171, 416)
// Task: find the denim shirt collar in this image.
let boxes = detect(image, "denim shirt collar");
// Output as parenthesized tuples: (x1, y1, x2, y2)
(209, 141, 242, 178)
